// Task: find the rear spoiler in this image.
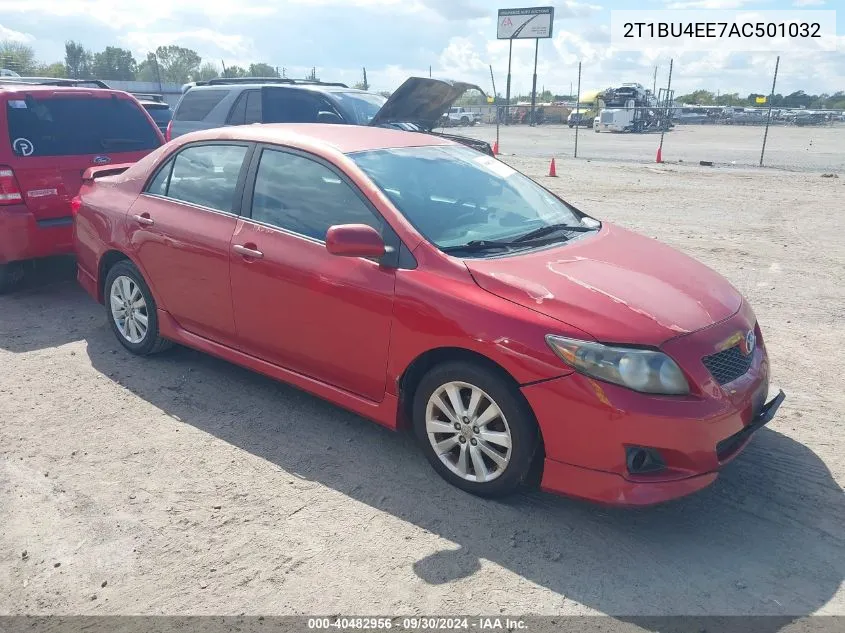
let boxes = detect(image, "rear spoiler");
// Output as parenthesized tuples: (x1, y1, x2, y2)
(82, 163, 135, 183)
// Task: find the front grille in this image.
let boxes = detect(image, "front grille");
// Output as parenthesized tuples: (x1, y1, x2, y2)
(702, 345, 753, 385)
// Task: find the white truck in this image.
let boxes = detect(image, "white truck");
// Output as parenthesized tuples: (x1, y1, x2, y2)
(445, 107, 482, 126)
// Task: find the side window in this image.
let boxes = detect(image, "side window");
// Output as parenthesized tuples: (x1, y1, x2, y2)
(173, 89, 229, 121)
(244, 91, 262, 124)
(146, 159, 173, 196)
(227, 92, 248, 125)
(165, 144, 249, 213)
(262, 89, 324, 123)
(250, 149, 382, 240)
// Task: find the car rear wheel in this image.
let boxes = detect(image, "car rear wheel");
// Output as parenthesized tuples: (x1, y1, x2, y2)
(413, 361, 539, 497)
(105, 260, 172, 355)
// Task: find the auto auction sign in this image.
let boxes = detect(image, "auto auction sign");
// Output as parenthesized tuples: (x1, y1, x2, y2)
(497, 7, 555, 39)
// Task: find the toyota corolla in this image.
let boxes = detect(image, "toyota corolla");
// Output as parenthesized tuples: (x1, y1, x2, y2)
(73, 124, 784, 506)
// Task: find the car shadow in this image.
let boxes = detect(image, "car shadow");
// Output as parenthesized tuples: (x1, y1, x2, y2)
(81, 323, 844, 628)
(0, 258, 95, 353)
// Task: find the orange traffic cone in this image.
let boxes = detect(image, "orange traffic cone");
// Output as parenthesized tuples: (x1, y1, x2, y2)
(492, 141, 499, 156)
(548, 157, 557, 177)
(656, 146, 663, 163)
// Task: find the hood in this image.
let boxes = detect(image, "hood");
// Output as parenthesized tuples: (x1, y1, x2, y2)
(464, 223, 743, 346)
(369, 77, 486, 131)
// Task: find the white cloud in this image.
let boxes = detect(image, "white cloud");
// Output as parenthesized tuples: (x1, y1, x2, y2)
(792, 0, 825, 6)
(665, 0, 760, 8)
(120, 29, 258, 65)
(0, 23, 34, 42)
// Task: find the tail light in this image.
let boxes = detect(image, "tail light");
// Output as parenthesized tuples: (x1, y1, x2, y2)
(70, 195, 82, 216)
(0, 166, 23, 205)
(165, 120, 172, 142)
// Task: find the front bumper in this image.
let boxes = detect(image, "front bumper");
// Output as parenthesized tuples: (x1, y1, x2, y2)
(521, 301, 785, 506)
(0, 204, 74, 264)
(526, 377, 784, 506)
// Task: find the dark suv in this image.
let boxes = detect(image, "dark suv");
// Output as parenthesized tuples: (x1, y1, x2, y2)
(168, 77, 493, 155)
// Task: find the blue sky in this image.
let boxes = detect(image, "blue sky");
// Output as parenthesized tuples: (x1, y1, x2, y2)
(0, 0, 842, 96)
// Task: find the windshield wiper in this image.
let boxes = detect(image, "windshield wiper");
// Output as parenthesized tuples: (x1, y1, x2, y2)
(441, 239, 515, 254)
(441, 233, 576, 255)
(512, 222, 598, 243)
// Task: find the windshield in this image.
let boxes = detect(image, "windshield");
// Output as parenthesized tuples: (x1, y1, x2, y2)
(333, 91, 386, 125)
(351, 146, 591, 254)
(7, 96, 161, 156)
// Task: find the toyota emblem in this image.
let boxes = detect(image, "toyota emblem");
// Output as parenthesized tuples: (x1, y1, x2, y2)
(740, 330, 756, 356)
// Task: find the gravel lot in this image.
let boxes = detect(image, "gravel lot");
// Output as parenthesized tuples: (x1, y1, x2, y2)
(463, 123, 845, 173)
(1, 156, 843, 621)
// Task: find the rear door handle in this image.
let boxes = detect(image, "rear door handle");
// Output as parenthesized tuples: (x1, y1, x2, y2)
(132, 213, 155, 226)
(233, 244, 264, 259)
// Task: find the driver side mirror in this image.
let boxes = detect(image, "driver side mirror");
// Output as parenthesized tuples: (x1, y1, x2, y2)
(326, 224, 386, 258)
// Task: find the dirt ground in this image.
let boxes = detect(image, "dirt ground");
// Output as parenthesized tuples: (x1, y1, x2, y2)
(464, 123, 845, 173)
(1, 156, 843, 620)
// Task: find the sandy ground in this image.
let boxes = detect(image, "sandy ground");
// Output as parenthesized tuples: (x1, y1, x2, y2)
(1, 156, 843, 621)
(462, 123, 845, 173)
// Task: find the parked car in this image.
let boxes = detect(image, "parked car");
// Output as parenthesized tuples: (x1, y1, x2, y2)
(0, 78, 164, 292)
(445, 107, 482, 126)
(169, 76, 494, 156)
(566, 111, 594, 128)
(74, 124, 784, 506)
(132, 93, 173, 135)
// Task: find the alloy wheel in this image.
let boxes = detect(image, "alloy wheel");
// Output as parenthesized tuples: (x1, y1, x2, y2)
(110, 275, 149, 344)
(425, 381, 513, 483)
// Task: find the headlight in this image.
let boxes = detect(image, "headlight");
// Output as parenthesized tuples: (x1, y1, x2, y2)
(545, 335, 690, 395)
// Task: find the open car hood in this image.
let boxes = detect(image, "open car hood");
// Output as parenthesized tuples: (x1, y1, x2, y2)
(369, 77, 486, 131)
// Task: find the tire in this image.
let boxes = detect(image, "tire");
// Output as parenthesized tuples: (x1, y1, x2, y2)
(460, 117, 469, 127)
(413, 361, 539, 498)
(0, 262, 25, 295)
(104, 259, 172, 355)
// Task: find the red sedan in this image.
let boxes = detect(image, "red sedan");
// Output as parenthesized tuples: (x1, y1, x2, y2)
(74, 124, 784, 506)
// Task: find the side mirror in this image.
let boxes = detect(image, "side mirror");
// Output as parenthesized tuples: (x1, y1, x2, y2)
(326, 224, 385, 258)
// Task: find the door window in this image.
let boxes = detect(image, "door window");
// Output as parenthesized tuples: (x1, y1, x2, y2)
(250, 148, 382, 240)
(226, 90, 261, 125)
(151, 144, 248, 213)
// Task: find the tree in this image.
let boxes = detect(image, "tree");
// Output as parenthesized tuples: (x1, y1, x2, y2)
(65, 40, 92, 78)
(92, 46, 137, 80)
(248, 63, 278, 77)
(194, 62, 220, 81)
(676, 89, 715, 105)
(154, 45, 201, 83)
(221, 65, 247, 78)
(34, 62, 67, 78)
(0, 40, 37, 75)
(136, 53, 163, 83)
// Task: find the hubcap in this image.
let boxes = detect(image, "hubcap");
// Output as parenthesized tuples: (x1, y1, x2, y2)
(110, 275, 149, 344)
(425, 381, 513, 483)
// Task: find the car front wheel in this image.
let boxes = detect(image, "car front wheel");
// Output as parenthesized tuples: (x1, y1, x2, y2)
(413, 362, 539, 497)
(105, 260, 172, 355)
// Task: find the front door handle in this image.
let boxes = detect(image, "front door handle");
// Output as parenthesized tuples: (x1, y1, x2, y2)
(132, 213, 155, 226)
(233, 244, 264, 259)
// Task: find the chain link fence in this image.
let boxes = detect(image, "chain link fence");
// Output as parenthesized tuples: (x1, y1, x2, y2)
(459, 58, 845, 173)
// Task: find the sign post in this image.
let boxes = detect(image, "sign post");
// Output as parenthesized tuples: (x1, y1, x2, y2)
(497, 7, 554, 127)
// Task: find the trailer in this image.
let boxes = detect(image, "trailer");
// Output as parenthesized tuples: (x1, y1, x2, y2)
(593, 83, 674, 133)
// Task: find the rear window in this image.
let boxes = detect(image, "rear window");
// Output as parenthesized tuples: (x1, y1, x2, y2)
(144, 104, 172, 125)
(174, 89, 228, 121)
(6, 96, 161, 157)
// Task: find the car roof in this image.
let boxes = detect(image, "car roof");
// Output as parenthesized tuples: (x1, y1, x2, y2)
(0, 84, 131, 98)
(185, 82, 368, 95)
(177, 123, 455, 154)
